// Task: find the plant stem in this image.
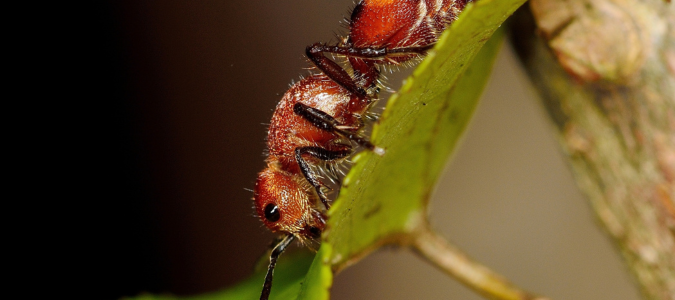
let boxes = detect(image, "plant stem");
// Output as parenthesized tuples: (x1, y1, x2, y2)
(412, 225, 550, 300)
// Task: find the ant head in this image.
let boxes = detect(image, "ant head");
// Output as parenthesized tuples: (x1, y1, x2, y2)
(254, 167, 326, 241)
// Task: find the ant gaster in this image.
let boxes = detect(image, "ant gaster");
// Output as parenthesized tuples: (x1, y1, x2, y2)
(253, 0, 470, 299)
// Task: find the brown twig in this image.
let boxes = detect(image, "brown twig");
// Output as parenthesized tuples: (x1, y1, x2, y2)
(411, 224, 550, 300)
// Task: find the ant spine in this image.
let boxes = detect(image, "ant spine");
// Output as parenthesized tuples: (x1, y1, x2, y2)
(252, 1, 471, 299)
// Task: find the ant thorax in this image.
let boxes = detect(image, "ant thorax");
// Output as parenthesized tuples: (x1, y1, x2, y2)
(266, 75, 367, 164)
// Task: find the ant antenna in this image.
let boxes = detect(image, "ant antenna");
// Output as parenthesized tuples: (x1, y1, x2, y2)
(260, 234, 296, 300)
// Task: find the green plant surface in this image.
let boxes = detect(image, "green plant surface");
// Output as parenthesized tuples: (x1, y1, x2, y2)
(126, 251, 314, 300)
(298, 0, 526, 298)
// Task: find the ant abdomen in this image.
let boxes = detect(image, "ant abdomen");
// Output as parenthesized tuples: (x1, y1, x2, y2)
(349, 0, 469, 50)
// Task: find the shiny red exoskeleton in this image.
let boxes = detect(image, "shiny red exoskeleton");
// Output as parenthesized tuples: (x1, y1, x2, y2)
(253, 1, 470, 299)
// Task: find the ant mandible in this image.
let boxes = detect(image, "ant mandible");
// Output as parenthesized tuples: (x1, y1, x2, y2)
(253, 0, 470, 299)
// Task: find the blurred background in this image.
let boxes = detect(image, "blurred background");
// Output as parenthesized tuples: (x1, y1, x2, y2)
(86, 1, 641, 299)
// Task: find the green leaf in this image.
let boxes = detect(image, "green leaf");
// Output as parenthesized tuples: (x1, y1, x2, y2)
(297, 0, 526, 299)
(124, 251, 314, 300)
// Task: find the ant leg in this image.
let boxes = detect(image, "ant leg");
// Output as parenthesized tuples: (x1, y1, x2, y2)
(306, 43, 435, 92)
(260, 234, 295, 300)
(309, 43, 434, 60)
(293, 102, 381, 152)
(295, 146, 352, 210)
(305, 46, 367, 97)
(253, 235, 286, 272)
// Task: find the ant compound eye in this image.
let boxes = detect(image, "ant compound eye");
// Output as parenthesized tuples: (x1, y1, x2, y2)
(264, 203, 281, 222)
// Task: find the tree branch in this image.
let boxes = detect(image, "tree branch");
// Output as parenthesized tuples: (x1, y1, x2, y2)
(509, 0, 675, 299)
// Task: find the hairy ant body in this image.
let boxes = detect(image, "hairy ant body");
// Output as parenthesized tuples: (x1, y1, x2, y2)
(253, 0, 470, 299)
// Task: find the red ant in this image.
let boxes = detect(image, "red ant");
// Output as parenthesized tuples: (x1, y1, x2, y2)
(253, 0, 470, 299)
